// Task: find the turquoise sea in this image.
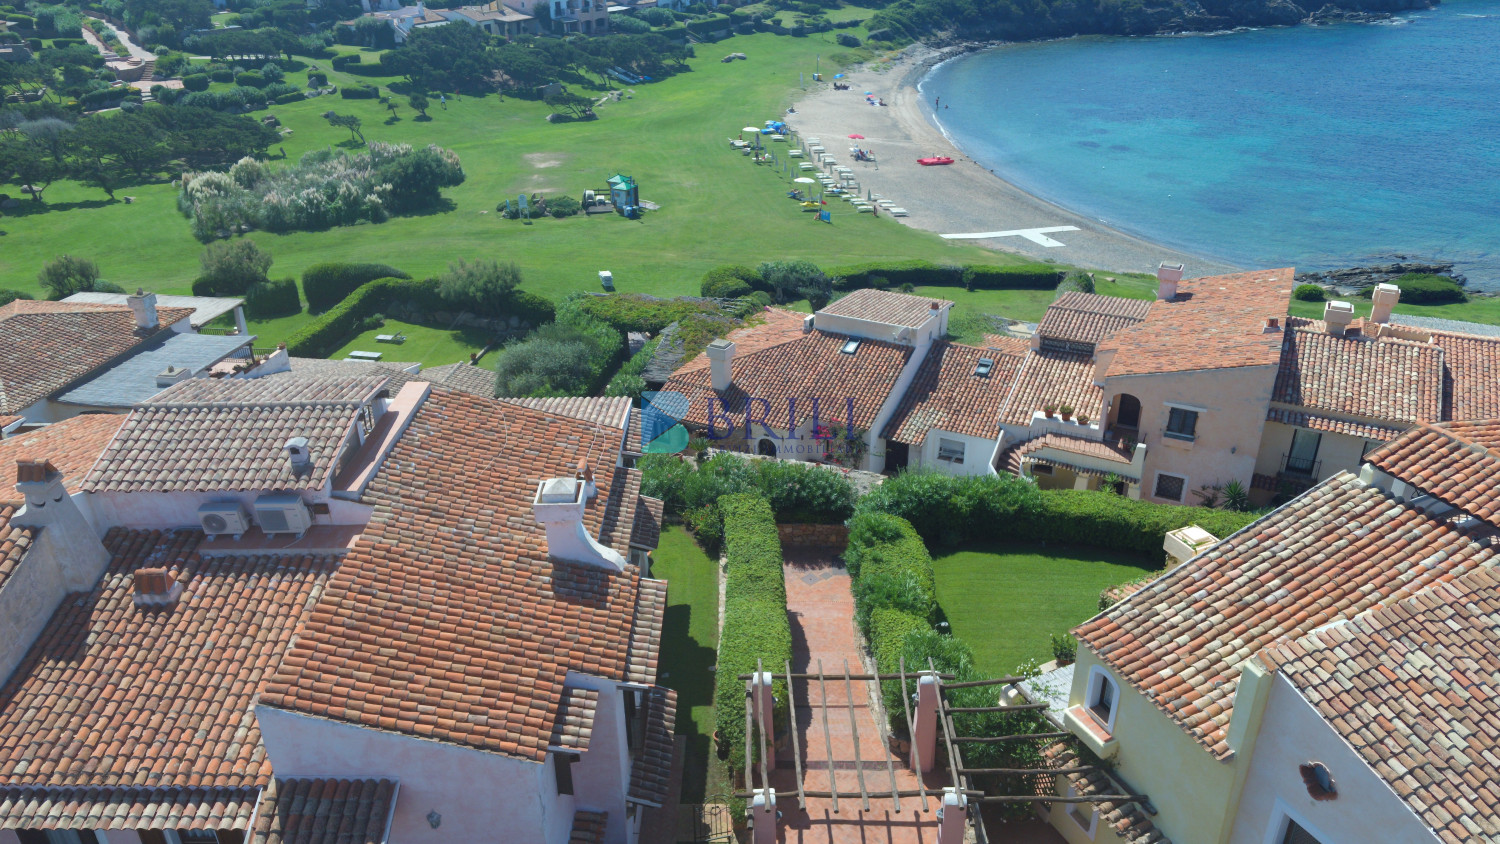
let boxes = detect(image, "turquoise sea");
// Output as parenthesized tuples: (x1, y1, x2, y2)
(919, 0, 1500, 287)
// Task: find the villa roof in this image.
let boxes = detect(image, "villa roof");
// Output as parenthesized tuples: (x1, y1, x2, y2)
(674, 308, 810, 374)
(422, 361, 497, 396)
(1016, 433, 1134, 465)
(0, 414, 124, 499)
(1264, 407, 1406, 442)
(82, 375, 386, 493)
(0, 529, 338, 826)
(61, 292, 244, 329)
(1430, 330, 1500, 420)
(1260, 566, 1500, 844)
(258, 390, 666, 763)
(1365, 420, 1500, 528)
(1036, 292, 1151, 346)
(818, 288, 950, 329)
(1097, 268, 1294, 377)
(882, 341, 1024, 445)
(54, 331, 253, 409)
(1274, 325, 1444, 424)
(666, 329, 913, 433)
(1075, 471, 1499, 759)
(0, 301, 193, 415)
(549, 687, 600, 752)
(250, 778, 398, 844)
(632, 495, 664, 550)
(627, 687, 677, 807)
(499, 396, 632, 433)
(997, 349, 1100, 427)
(1041, 743, 1166, 844)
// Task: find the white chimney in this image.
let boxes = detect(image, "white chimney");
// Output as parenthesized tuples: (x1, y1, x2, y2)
(532, 476, 626, 571)
(1156, 263, 1184, 300)
(802, 315, 814, 334)
(1323, 300, 1355, 337)
(156, 365, 193, 388)
(283, 436, 312, 473)
(706, 339, 735, 391)
(12, 460, 109, 589)
(127, 288, 159, 330)
(1370, 283, 1401, 324)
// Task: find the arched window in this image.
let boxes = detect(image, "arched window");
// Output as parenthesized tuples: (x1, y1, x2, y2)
(757, 438, 778, 457)
(1115, 393, 1141, 429)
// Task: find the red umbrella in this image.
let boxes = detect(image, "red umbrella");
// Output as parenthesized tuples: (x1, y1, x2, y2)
(848, 133, 865, 139)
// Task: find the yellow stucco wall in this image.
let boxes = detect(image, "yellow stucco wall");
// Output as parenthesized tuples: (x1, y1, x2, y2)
(1253, 418, 1380, 485)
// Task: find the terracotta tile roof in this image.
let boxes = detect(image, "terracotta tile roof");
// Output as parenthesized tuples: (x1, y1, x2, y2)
(0, 504, 36, 595)
(818, 288, 949, 329)
(998, 350, 1100, 427)
(568, 810, 608, 844)
(0, 529, 337, 803)
(1037, 292, 1151, 346)
(882, 342, 1023, 445)
(1098, 268, 1294, 377)
(1012, 434, 1136, 482)
(1274, 327, 1444, 423)
(1431, 331, 1500, 421)
(82, 376, 386, 493)
(0, 416, 22, 431)
(1265, 407, 1406, 441)
(675, 308, 810, 374)
(281, 357, 421, 393)
(1075, 472, 1499, 759)
(499, 396, 631, 434)
(632, 495, 664, 550)
(666, 330, 913, 433)
(420, 361, 496, 397)
(0, 301, 193, 414)
(0, 785, 261, 830)
(625, 407, 644, 455)
(627, 687, 677, 806)
(250, 777, 398, 844)
(1040, 743, 1166, 844)
(1260, 567, 1500, 844)
(1364, 421, 1500, 527)
(259, 390, 667, 762)
(980, 334, 1032, 356)
(548, 687, 599, 751)
(0, 414, 123, 501)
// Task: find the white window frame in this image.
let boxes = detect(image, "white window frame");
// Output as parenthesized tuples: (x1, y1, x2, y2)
(1261, 798, 1331, 844)
(1153, 471, 1188, 502)
(1064, 784, 1098, 839)
(1084, 665, 1120, 734)
(936, 438, 966, 464)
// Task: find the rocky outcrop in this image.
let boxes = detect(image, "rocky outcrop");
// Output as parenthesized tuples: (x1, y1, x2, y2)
(1296, 261, 1468, 295)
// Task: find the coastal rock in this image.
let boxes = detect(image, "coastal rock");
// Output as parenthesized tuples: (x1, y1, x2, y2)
(1296, 261, 1467, 295)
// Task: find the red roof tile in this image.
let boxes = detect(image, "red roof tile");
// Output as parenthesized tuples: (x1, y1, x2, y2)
(258, 390, 667, 762)
(632, 495, 664, 550)
(82, 376, 386, 493)
(627, 687, 677, 806)
(1261, 566, 1500, 844)
(0, 301, 193, 415)
(1364, 420, 1500, 527)
(1040, 743, 1166, 844)
(251, 778, 398, 844)
(1098, 269, 1294, 376)
(998, 350, 1100, 427)
(0, 785, 261, 831)
(818, 289, 950, 328)
(1274, 327, 1443, 423)
(549, 687, 600, 751)
(499, 396, 631, 433)
(0, 414, 122, 502)
(1037, 292, 1152, 346)
(0, 504, 36, 596)
(1431, 330, 1500, 421)
(420, 361, 495, 396)
(0, 529, 337, 799)
(568, 810, 609, 844)
(883, 342, 1023, 445)
(1075, 472, 1498, 759)
(675, 308, 809, 375)
(1264, 407, 1406, 441)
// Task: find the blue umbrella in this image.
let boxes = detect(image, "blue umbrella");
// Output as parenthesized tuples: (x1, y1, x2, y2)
(833, 73, 845, 79)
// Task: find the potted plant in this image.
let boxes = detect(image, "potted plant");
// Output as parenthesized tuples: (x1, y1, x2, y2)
(1059, 404, 1074, 421)
(1043, 403, 1058, 419)
(1051, 632, 1078, 666)
(1077, 412, 1090, 426)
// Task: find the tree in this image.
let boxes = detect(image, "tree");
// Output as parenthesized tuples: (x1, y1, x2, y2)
(408, 93, 429, 119)
(544, 89, 595, 120)
(38, 255, 101, 300)
(376, 144, 464, 212)
(323, 111, 365, 144)
(70, 113, 172, 197)
(437, 259, 521, 316)
(384, 98, 400, 120)
(757, 260, 829, 305)
(0, 119, 74, 202)
(196, 240, 272, 296)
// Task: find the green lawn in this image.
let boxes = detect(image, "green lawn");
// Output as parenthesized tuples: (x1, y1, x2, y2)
(651, 525, 728, 803)
(329, 318, 491, 367)
(932, 541, 1157, 677)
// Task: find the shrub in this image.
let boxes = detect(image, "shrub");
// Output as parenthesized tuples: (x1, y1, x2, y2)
(1055, 270, 1095, 295)
(437, 258, 523, 317)
(611, 14, 651, 33)
(38, 254, 101, 300)
(261, 62, 284, 82)
(494, 300, 625, 397)
(868, 607, 930, 715)
(341, 84, 379, 99)
(263, 82, 300, 100)
(1387, 273, 1466, 305)
(855, 470, 1042, 547)
(243, 277, 301, 318)
(757, 259, 829, 306)
(209, 68, 234, 82)
(573, 293, 722, 334)
(604, 336, 659, 400)
(640, 451, 856, 523)
(308, 72, 328, 87)
(845, 513, 936, 635)
(193, 239, 272, 296)
(274, 91, 305, 104)
(182, 73, 210, 91)
(330, 53, 361, 69)
(0, 289, 33, 307)
(303, 262, 411, 312)
(826, 259, 959, 290)
(1293, 283, 1326, 302)
(547, 194, 581, 217)
(235, 70, 266, 88)
(284, 276, 462, 357)
(701, 264, 764, 298)
(714, 494, 792, 776)
(836, 32, 860, 46)
(1027, 489, 1261, 557)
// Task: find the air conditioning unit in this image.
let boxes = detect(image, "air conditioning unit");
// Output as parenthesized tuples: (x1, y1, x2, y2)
(198, 501, 250, 539)
(253, 493, 313, 537)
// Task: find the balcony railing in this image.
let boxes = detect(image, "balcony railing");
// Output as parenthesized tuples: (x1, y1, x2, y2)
(1281, 452, 1321, 478)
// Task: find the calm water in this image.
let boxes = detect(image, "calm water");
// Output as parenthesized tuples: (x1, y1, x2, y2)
(920, 0, 1500, 287)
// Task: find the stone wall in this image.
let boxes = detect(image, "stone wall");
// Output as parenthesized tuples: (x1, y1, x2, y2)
(777, 523, 849, 549)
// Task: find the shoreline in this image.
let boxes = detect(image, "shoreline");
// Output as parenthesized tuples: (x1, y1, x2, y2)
(785, 43, 1241, 277)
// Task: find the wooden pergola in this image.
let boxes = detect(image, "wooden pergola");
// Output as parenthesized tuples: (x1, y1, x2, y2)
(734, 657, 1150, 844)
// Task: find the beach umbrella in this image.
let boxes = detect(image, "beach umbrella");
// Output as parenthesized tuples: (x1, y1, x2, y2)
(743, 126, 760, 133)
(794, 177, 816, 183)
(848, 133, 865, 139)
(864, 91, 873, 95)
(833, 73, 845, 79)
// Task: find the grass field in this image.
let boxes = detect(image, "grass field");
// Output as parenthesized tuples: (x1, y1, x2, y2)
(328, 318, 491, 366)
(651, 525, 729, 803)
(932, 541, 1156, 677)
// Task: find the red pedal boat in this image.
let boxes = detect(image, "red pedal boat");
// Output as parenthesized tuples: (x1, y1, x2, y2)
(917, 156, 954, 166)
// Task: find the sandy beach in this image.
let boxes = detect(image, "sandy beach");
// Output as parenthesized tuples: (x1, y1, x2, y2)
(785, 45, 1240, 277)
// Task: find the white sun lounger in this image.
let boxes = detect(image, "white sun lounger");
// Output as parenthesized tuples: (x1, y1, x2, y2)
(889, 208, 909, 216)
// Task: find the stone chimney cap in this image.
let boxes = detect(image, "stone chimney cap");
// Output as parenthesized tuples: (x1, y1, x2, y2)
(929, 301, 941, 310)
(16, 459, 58, 484)
(136, 288, 145, 296)
(133, 566, 184, 609)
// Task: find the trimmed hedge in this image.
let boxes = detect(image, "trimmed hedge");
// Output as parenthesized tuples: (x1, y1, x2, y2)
(235, 70, 266, 88)
(639, 451, 857, 525)
(824, 259, 1060, 293)
(868, 607, 929, 718)
(341, 84, 379, 99)
(1029, 489, 1260, 557)
(846, 512, 936, 635)
(330, 53, 361, 69)
(714, 494, 793, 776)
(571, 293, 721, 334)
(243, 277, 301, 319)
(855, 470, 1042, 547)
(1387, 273, 1466, 305)
(1293, 283, 1326, 302)
(274, 91, 305, 104)
(302, 261, 410, 312)
(182, 73, 210, 91)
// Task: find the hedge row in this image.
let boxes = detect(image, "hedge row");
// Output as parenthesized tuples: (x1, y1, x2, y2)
(824, 259, 1061, 292)
(714, 494, 793, 776)
(302, 261, 410, 313)
(1030, 489, 1261, 558)
(341, 84, 379, 99)
(330, 53, 361, 69)
(243, 277, 300, 319)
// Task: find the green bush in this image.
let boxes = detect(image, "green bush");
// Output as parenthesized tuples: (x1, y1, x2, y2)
(341, 84, 379, 99)
(714, 494, 793, 776)
(836, 32, 860, 46)
(235, 70, 266, 88)
(493, 296, 625, 397)
(868, 607, 930, 716)
(308, 72, 328, 87)
(331, 53, 361, 69)
(1054, 270, 1095, 296)
(182, 73, 210, 91)
(274, 91, 305, 104)
(855, 470, 1042, 547)
(1387, 273, 1466, 305)
(1293, 283, 1326, 302)
(547, 194, 581, 217)
(640, 451, 856, 523)
(701, 264, 763, 298)
(1028, 489, 1260, 557)
(604, 336, 659, 400)
(302, 262, 411, 312)
(845, 513, 937, 636)
(826, 259, 960, 290)
(0, 289, 34, 307)
(571, 293, 721, 334)
(209, 68, 234, 82)
(243, 277, 301, 319)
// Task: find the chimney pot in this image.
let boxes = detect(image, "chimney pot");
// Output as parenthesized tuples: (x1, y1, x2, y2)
(929, 301, 940, 310)
(283, 436, 312, 472)
(126, 289, 159, 331)
(133, 567, 183, 609)
(1156, 262, 1184, 300)
(802, 315, 814, 334)
(1370, 282, 1401, 324)
(1323, 300, 1355, 336)
(706, 339, 736, 392)
(16, 459, 57, 485)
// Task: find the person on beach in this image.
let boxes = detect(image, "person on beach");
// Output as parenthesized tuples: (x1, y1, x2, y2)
(935, 96, 940, 108)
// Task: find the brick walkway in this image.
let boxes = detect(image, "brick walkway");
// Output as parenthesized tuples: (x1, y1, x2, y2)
(764, 548, 946, 844)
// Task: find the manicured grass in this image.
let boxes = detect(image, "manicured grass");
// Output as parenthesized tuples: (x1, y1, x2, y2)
(932, 541, 1156, 677)
(0, 33, 1018, 306)
(652, 525, 728, 803)
(329, 318, 491, 367)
